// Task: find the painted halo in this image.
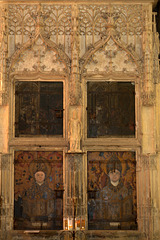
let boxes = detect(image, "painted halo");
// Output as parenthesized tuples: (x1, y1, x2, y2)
(29, 157, 51, 179)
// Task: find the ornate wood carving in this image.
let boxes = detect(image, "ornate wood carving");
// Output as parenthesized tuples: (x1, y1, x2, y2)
(0, 4, 7, 106)
(78, 4, 145, 58)
(142, 92, 155, 106)
(141, 5, 155, 107)
(8, 4, 72, 57)
(9, 36, 70, 77)
(0, 1, 158, 238)
(1, 154, 10, 170)
(152, 13, 159, 84)
(81, 37, 139, 77)
(69, 5, 81, 106)
(65, 154, 86, 223)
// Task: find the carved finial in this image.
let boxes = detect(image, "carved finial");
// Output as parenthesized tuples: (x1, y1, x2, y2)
(31, 4, 51, 37)
(102, 12, 119, 33)
(102, 5, 119, 35)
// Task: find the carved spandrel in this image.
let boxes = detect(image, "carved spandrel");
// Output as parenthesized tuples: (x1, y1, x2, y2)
(80, 30, 139, 79)
(79, 4, 144, 58)
(10, 37, 69, 75)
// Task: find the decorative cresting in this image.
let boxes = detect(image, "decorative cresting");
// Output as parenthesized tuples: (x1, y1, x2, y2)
(8, 4, 71, 77)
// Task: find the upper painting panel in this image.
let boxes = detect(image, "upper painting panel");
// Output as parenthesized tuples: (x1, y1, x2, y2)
(15, 81, 63, 137)
(87, 82, 135, 138)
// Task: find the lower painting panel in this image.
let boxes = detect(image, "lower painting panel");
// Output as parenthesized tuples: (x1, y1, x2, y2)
(14, 151, 63, 230)
(87, 151, 137, 230)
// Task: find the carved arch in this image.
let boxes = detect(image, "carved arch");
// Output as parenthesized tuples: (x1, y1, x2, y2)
(9, 33, 71, 77)
(80, 35, 141, 76)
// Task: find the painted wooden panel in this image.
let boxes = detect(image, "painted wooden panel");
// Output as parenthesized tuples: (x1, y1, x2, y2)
(87, 151, 137, 230)
(87, 82, 135, 138)
(14, 151, 63, 230)
(15, 82, 63, 137)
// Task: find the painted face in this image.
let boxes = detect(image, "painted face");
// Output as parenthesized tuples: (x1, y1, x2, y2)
(108, 169, 121, 183)
(34, 171, 45, 184)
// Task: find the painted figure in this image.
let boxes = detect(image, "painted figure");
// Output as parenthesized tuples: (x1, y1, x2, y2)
(97, 157, 132, 223)
(88, 155, 135, 229)
(21, 159, 56, 229)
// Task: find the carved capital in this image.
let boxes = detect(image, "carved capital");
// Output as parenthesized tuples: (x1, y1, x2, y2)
(141, 92, 155, 106)
(2, 92, 8, 106)
(67, 154, 82, 170)
(153, 232, 160, 240)
(150, 156, 157, 170)
(140, 154, 149, 169)
(1, 154, 10, 170)
(140, 154, 157, 170)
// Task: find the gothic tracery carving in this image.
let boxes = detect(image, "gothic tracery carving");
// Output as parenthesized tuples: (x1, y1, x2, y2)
(10, 35, 70, 76)
(8, 4, 72, 58)
(81, 37, 138, 76)
(78, 4, 145, 58)
(0, 1, 159, 237)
